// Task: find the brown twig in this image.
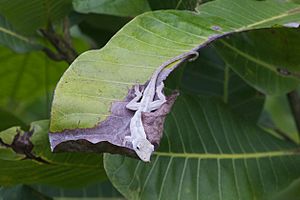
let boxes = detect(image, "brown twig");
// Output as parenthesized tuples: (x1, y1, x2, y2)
(287, 90, 300, 135)
(0, 129, 50, 164)
(42, 47, 65, 61)
(39, 22, 78, 64)
(63, 17, 73, 48)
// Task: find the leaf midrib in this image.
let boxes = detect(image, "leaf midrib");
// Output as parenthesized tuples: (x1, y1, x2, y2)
(0, 26, 29, 42)
(154, 149, 299, 159)
(220, 40, 279, 73)
(238, 7, 300, 30)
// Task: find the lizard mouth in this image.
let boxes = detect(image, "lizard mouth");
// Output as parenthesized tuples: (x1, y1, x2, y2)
(140, 156, 151, 162)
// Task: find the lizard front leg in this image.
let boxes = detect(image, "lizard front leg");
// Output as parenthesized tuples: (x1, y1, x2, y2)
(122, 135, 133, 146)
(126, 85, 143, 111)
(149, 82, 166, 111)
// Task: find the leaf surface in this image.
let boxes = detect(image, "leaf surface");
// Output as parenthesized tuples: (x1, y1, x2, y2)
(0, 0, 72, 34)
(47, 0, 300, 197)
(0, 46, 67, 129)
(215, 28, 300, 95)
(50, 0, 300, 140)
(170, 44, 265, 122)
(104, 95, 300, 200)
(148, 0, 208, 11)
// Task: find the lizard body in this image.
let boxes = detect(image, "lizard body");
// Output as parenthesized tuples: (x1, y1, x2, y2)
(125, 51, 199, 162)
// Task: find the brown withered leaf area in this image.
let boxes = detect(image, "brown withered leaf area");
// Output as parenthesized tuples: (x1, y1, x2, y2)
(143, 91, 179, 149)
(49, 82, 179, 160)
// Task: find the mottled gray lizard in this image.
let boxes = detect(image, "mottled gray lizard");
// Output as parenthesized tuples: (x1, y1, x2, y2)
(125, 51, 199, 162)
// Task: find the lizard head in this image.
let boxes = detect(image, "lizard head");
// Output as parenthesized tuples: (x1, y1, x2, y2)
(132, 138, 154, 162)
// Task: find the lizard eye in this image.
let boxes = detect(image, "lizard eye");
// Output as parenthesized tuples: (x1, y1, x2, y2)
(136, 145, 140, 150)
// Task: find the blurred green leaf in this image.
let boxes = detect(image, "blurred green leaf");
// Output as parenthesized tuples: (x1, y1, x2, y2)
(77, 14, 130, 48)
(0, 15, 41, 53)
(259, 95, 299, 143)
(0, 108, 26, 131)
(54, 198, 123, 200)
(0, 0, 72, 34)
(0, 185, 52, 200)
(290, 0, 300, 4)
(148, 0, 209, 10)
(33, 180, 123, 199)
(0, 120, 106, 187)
(0, 46, 67, 129)
(73, 0, 150, 17)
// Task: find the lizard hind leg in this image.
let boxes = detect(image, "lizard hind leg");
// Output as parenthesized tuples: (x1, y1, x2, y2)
(126, 85, 143, 111)
(133, 84, 144, 97)
(150, 82, 167, 111)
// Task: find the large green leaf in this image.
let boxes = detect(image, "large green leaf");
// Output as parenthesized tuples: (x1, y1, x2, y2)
(168, 44, 264, 122)
(50, 0, 300, 132)
(104, 95, 300, 200)
(49, 0, 300, 198)
(0, 46, 67, 129)
(0, 120, 106, 187)
(0, 0, 72, 34)
(215, 28, 300, 95)
(73, 0, 151, 17)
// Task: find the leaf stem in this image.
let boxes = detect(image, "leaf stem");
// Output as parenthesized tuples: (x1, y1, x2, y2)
(287, 90, 300, 136)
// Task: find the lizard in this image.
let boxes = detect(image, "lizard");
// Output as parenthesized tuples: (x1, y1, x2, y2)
(124, 50, 199, 162)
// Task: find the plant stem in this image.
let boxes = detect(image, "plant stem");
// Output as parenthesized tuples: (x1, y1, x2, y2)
(40, 21, 78, 64)
(287, 90, 300, 136)
(63, 17, 72, 48)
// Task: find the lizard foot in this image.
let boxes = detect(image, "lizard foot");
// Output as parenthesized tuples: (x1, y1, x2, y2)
(126, 85, 143, 110)
(122, 135, 132, 146)
(134, 85, 143, 98)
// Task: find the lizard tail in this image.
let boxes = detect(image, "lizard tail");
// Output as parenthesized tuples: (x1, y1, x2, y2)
(188, 51, 199, 62)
